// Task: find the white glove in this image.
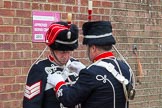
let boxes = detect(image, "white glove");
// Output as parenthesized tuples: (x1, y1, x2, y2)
(68, 61, 86, 74)
(47, 72, 65, 86)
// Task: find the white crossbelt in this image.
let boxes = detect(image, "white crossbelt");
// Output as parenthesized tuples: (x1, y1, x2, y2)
(95, 60, 130, 104)
(95, 61, 129, 85)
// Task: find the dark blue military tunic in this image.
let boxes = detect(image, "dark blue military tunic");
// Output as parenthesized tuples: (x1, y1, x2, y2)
(23, 57, 79, 108)
(57, 52, 132, 108)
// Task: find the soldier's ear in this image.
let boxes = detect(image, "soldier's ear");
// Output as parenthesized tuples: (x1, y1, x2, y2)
(91, 45, 97, 53)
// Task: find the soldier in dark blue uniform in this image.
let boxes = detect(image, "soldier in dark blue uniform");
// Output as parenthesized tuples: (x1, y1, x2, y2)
(47, 21, 135, 108)
(23, 21, 82, 108)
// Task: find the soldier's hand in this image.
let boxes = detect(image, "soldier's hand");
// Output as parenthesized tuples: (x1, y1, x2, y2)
(47, 72, 65, 87)
(68, 61, 86, 74)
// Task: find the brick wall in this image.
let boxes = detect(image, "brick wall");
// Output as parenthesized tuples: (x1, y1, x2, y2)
(0, 0, 162, 108)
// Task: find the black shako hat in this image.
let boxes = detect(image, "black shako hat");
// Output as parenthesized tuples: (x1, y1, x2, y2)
(82, 21, 116, 45)
(45, 21, 79, 51)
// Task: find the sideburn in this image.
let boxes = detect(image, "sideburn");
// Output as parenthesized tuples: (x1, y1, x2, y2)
(87, 46, 91, 61)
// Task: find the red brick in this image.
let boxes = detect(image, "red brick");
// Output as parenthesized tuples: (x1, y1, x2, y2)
(23, 2, 31, 9)
(15, 75, 26, 83)
(3, 101, 12, 108)
(73, 51, 79, 58)
(0, 17, 2, 24)
(16, 26, 31, 34)
(32, 3, 40, 9)
(98, 8, 104, 14)
(0, 26, 15, 33)
(0, 85, 5, 93)
(51, 4, 58, 10)
(17, 92, 24, 100)
(102, 15, 110, 21)
(0, 101, 3, 108)
(0, 69, 4, 76)
(12, 2, 20, 8)
(4, 85, 12, 92)
(76, 14, 87, 20)
(12, 34, 23, 42)
(64, 0, 75, 4)
(4, 35, 13, 42)
(16, 10, 31, 17)
(13, 51, 31, 59)
(12, 68, 22, 76)
(113, 2, 126, 9)
(58, 5, 64, 11)
(66, 6, 73, 12)
(3, 69, 14, 76)
(3, 52, 12, 59)
(78, 51, 86, 58)
(44, 4, 51, 11)
(80, 0, 88, 6)
(72, 6, 78, 13)
(80, 7, 86, 13)
(15, 60, 31, 67)
(32, 43, 46, 50)
(0, 60, 16, 68)
(16, 43, 31, 50)
(12, 84, 24, 91)
(11, 100, 22, 108)
(12, 51, 22, 59)
(93, 1, 101, 7)
(13, 18, 22, 25)
(0, 9, 15, 17)
(0, 43, 15, 50)
(0, 0, 3, 8)
(22, 66, 31, 71)
(4, 1, 11, 8)
(32, 50, 41, 58)
(0, 52, 4, 59)
(48, 0, 61, 3)
(0, 77, 15, 84)
(33, 0, 46, 2)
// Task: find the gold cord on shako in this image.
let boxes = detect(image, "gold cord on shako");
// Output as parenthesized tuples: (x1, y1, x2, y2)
(67, 13, 72, 39)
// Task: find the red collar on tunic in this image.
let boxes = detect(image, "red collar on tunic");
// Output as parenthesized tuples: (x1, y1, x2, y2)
(93, 52, 114, 62)
(48, 55, 55, 62)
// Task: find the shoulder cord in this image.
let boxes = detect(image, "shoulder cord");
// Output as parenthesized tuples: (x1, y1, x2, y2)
(113, 58, 129, 103)
(33, 46, 48, 65)
(25, 46, 48, 82)
(94, 58, 130, 108)
(97, 58, 130, 102)
(113, 45, 135, 89)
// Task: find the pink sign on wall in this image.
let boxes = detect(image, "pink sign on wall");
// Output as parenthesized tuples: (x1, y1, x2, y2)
(32, 11, 60, 42)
